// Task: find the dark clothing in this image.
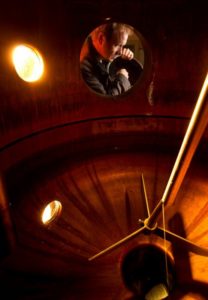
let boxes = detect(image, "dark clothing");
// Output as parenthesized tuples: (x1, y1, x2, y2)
(80, 37, 131, 96)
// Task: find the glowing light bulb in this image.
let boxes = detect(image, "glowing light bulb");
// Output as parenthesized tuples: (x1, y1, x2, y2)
(41, 200, 62, 225)
(12, 44, 44, 82)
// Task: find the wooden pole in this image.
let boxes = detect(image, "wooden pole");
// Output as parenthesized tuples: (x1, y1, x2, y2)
(147, 72, 208, 227)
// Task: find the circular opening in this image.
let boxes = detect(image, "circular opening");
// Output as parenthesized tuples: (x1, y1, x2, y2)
(41, 200, 62, 225)
(121, 245, 175, 299)
(12, 44, 44, 82)
(80, 22, 149, 97)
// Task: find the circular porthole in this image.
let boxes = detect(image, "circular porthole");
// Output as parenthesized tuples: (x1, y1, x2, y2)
(80, 22, 151, 97)
(121, 245, 175, 299)
(41, 200, 62, 225)
(12, 44, 44, 82)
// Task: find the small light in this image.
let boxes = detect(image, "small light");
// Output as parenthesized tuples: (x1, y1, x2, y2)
(145, 283, 169, 300)
(41, 200, 62, 225)
(12, 44, 44, 82)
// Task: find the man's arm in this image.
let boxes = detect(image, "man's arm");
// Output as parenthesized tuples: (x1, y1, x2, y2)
(80, 59, 131, 96)
(80, 59, 107, 94)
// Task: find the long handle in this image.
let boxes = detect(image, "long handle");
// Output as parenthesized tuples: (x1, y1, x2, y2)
(146, 72, 208, 227)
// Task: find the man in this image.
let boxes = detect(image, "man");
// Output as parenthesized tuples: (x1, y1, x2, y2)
(80, 22, 134, 96)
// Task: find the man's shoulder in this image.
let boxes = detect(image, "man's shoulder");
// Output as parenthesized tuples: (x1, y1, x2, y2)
(80, 56, 94, 71)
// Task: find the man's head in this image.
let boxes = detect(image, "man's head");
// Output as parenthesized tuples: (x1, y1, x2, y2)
(91, 23, 132, 62)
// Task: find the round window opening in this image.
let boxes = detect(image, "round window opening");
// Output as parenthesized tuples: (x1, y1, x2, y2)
(121, 245, 176, 299)
(80, 22, 148, 97)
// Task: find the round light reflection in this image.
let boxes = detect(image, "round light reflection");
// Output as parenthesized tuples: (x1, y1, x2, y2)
(41, 200, 62, 225)
(12, 44, 44, 82)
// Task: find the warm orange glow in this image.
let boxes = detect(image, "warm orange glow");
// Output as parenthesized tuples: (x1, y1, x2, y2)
(12, 44, 44, 82)
(41, 200, 62, 225)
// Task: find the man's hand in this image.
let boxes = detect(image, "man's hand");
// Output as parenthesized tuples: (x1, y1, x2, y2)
(121, 48, 134, 60)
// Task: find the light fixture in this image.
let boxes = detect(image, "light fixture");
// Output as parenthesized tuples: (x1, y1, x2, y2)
(41, 200, 62, 225)
(12, 44, 44, 82)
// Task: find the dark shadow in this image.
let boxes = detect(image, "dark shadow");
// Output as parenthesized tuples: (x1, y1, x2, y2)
(125, 190, 133, 232)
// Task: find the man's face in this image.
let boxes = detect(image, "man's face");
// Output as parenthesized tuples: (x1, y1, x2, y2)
(100, 31, 129, 61)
